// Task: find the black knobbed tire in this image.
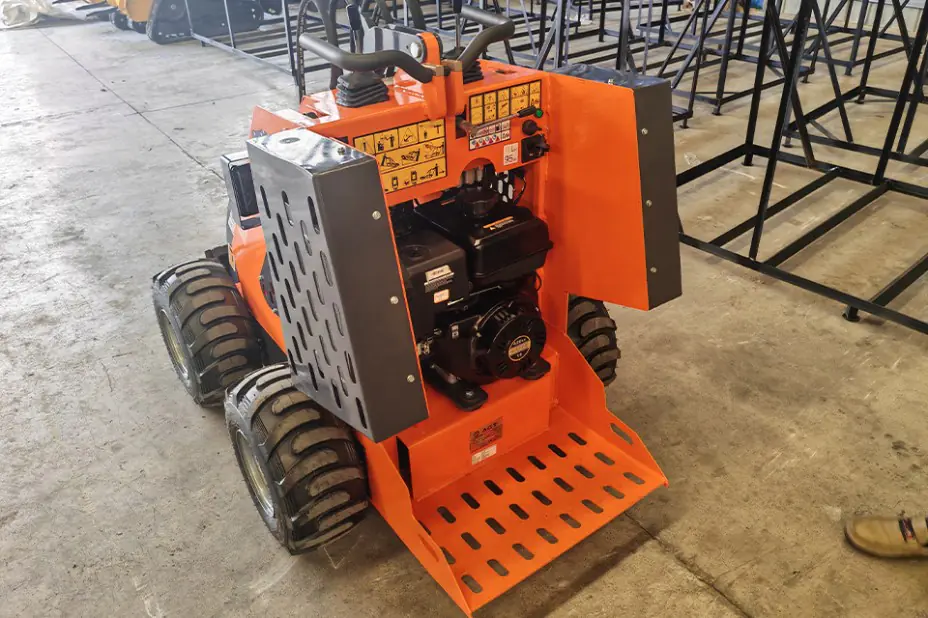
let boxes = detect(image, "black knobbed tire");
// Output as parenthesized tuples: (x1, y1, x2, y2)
(110, 10, 131, 29)
(567, 296, 621, 385)
(225, 364, 370, 553)
(131, 20, 147, 33)
(152, 258, 263, 406)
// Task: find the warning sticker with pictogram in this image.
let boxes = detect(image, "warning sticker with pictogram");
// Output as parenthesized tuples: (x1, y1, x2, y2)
(352, 119, 448, 194)
(468, 119, 511, 150)
(468, 80, 542, 127)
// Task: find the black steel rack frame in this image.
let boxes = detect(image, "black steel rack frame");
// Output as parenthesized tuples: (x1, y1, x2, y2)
(644, 0, 825, 116)
(182, 0, 354, 78)
(677, 0, 928, 335)
(803, 0, 910, 75)
(786, 0, 928, 170)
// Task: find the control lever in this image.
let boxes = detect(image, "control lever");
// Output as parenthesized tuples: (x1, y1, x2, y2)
(346, 3, 364, 53)
(456, 6, 515, 70)
(453, 0, 464, 53)
(297, 4, 512, 88)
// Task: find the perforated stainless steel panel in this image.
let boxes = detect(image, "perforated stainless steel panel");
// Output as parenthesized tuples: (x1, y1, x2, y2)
(247, 128, 429, 441)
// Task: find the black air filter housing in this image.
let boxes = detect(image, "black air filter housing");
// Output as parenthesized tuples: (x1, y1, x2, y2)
(396, 228, 469, 339)
(416, 191, 552, 289)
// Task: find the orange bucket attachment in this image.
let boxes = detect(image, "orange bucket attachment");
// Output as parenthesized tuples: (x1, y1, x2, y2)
(362, 329, 666, 616)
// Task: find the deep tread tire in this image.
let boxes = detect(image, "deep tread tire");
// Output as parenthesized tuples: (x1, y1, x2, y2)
(152, 258, 263, 406)
(225, 364, 370, 553)
(567, 296, 621, 385)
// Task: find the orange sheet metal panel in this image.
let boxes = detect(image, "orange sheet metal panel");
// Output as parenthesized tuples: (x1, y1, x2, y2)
(400, 349, 557, 500)
(544, 74, 651, 310)
(230, 222, 285, 349)
(362, 435, 471, 614)
(366, 331, 666, 616)
(414, 406, 664, 612)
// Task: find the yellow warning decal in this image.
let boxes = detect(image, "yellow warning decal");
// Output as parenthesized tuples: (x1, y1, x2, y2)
(354, 134, 375, 155)
(468, 80, 542, 125)
(353, 119, 447, 194)
(529, 81, 541, 108)
(382, 159, 448, 194)
(373, 129, 399, 153)
(417, 118, 445, 141)
(377, 138, 445, 172)
(497, 88, 511, 117)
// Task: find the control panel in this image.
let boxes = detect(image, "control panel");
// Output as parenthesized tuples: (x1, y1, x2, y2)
(466, 80, 544, 151)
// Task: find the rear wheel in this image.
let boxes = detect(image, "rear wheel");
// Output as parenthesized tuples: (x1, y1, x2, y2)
(226, 364, 370, 553)
(152, 258, 263, 406)
(567, 296, 620, 385)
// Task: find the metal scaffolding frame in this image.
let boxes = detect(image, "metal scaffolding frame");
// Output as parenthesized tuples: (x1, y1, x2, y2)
(786, 0, 928, 169)
(677, 0, 928, 335)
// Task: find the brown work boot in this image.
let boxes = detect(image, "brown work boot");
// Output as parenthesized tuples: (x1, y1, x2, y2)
(845, 514, 928, 558)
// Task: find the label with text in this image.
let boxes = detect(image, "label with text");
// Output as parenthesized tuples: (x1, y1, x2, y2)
(471, 444, 497, 465)
(469, 418, 503, 452)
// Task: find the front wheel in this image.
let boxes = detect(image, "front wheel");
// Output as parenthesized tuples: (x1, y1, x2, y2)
(226, 364, 370, 553)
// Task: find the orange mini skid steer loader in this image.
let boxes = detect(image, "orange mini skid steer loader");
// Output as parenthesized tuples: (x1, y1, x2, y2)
(152, 6, 681, 615)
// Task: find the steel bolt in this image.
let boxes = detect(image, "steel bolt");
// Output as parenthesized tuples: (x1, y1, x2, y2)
(641, 128, 649, 135)
(645, 199, 653, 207)
(406, 374, 416, 383)
(390, 296, 399, 305)
(372, 211, 382, 220)
(337, 146, 347, 155)
(650, 266, 658, 273)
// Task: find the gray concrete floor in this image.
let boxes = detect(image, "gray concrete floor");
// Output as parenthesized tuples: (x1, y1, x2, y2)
(1, 16, 928, 618)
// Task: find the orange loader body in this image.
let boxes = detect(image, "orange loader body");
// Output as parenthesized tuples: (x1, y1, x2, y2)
(220, 30, 680, 615)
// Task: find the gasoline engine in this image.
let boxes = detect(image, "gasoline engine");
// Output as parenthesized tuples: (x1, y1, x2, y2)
(394, 167, 552, 411)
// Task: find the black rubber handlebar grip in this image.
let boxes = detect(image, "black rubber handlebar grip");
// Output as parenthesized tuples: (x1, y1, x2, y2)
(298, 34, 435, 83)
(456, 6, 516, 70)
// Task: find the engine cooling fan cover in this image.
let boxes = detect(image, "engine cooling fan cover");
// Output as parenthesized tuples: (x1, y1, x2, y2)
(476, 298, 546, 379)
